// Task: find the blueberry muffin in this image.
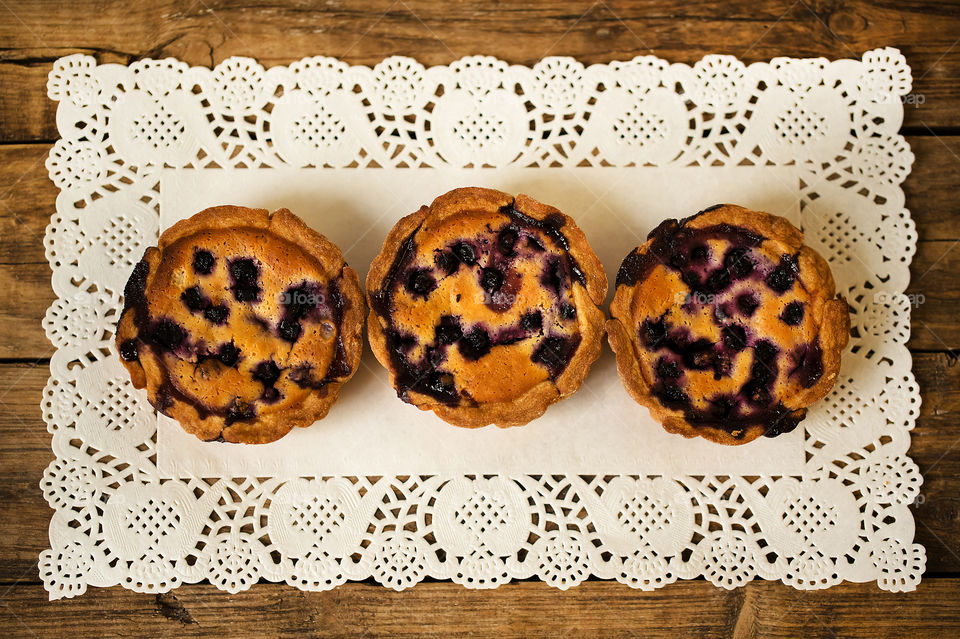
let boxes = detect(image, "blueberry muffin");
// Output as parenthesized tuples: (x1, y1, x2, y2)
(116, 205, 365, 444)
(366, 187, 607, 427)
(607, 204, 850, 445)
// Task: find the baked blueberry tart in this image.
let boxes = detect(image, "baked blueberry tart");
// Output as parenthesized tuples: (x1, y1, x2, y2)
(606, 204, 850, 445)
(366, 187, 607, 427)
(116, 205, 365, 444)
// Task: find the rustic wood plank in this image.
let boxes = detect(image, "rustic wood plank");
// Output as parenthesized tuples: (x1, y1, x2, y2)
(1, 0, 958, 142)
(904, 136, 960, 244)
(910, 351, 960, 567)
(0, 63, 57, 143)
(0, 1, 956, 631)
(1, 135, 958, 358)
(1, 355, 956, 583)
(908, 243, 960, 351)
(0, 145, 53, 266)
(1, 579, 959, 638)
(0, 363, 54, 583)
(0, 263, 54, 360)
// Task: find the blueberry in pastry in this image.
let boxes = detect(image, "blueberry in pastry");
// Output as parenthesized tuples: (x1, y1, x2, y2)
(116, 205, 365, 444)
(606, 204, 850, 445)
(366, 187, 608, 428)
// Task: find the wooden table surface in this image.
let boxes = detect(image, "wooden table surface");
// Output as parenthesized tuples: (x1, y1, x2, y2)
(1, 1, 959, 636)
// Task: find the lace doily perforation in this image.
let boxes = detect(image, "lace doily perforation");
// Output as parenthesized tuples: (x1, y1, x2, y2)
(40, 49, 922, 599)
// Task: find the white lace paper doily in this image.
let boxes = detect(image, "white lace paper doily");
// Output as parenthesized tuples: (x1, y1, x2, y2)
(40, 49, 922, 599)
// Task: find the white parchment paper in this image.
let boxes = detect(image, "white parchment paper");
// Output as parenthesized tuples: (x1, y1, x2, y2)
(157, 166, 804, 477)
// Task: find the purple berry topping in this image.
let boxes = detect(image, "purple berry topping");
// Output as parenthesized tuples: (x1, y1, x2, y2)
(497, 227, 518, 254)
(406, 269, 437, 297)
(119, 339, 139, 361)
(458, 327, 491, 361)
(229, 257, 261, 303)
(479, 268, 504, 293)
(253, 360, 281, 386)
(780, 301, 804, 326)
(434, 316, 463, 345)
(192, 249, 215, 275)
(736, 293, 760, 317)
(149, 319, 185, 351)
(181, 286, 207, 312)
(520, 311, 543, 332)
(452, 242, 476, 265)
(434, 250, 459, 275)
(765, 254, 799, 294)
(204, 304, 229, 325)
(217, 342, 240, 367)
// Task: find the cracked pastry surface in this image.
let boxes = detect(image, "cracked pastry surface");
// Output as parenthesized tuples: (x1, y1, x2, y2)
(606, 204, 850, 445)
(366, 187, 608, 428)
(116, 205, 365, 444)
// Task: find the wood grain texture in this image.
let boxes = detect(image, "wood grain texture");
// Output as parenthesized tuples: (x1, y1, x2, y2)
(0, 263, 55, 360)
(1, 1, 958, 633)
(0, 145, 52, 265)
(1, 0, 959, 142)
(0, 363, 53, 585)
(905, 136, 960, 243)
(3, 580, 960, 638)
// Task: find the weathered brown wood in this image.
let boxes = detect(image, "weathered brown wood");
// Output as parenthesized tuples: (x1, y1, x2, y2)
(0, 263, 54, 359)
(1, 0, 959, 142)
(1, 136, 958, 358)
(1, 2, 958, 630)
(905, 136, 960, 244)
(0, 145, 53, 265)
(1, 355, 956, 583)
(909, 351, 960, 567)
(0, 363, 53, 584)
(0, 64, 57, 143)
(909, 243, 960, 351)
(2, 579, 960, 638)
(0, 144, 53, 358)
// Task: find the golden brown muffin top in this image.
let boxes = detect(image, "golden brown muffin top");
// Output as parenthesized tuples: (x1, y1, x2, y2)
(366, 187, 607, 428)
(606, 204, 850, 445)
(116, 206, 364, 444)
